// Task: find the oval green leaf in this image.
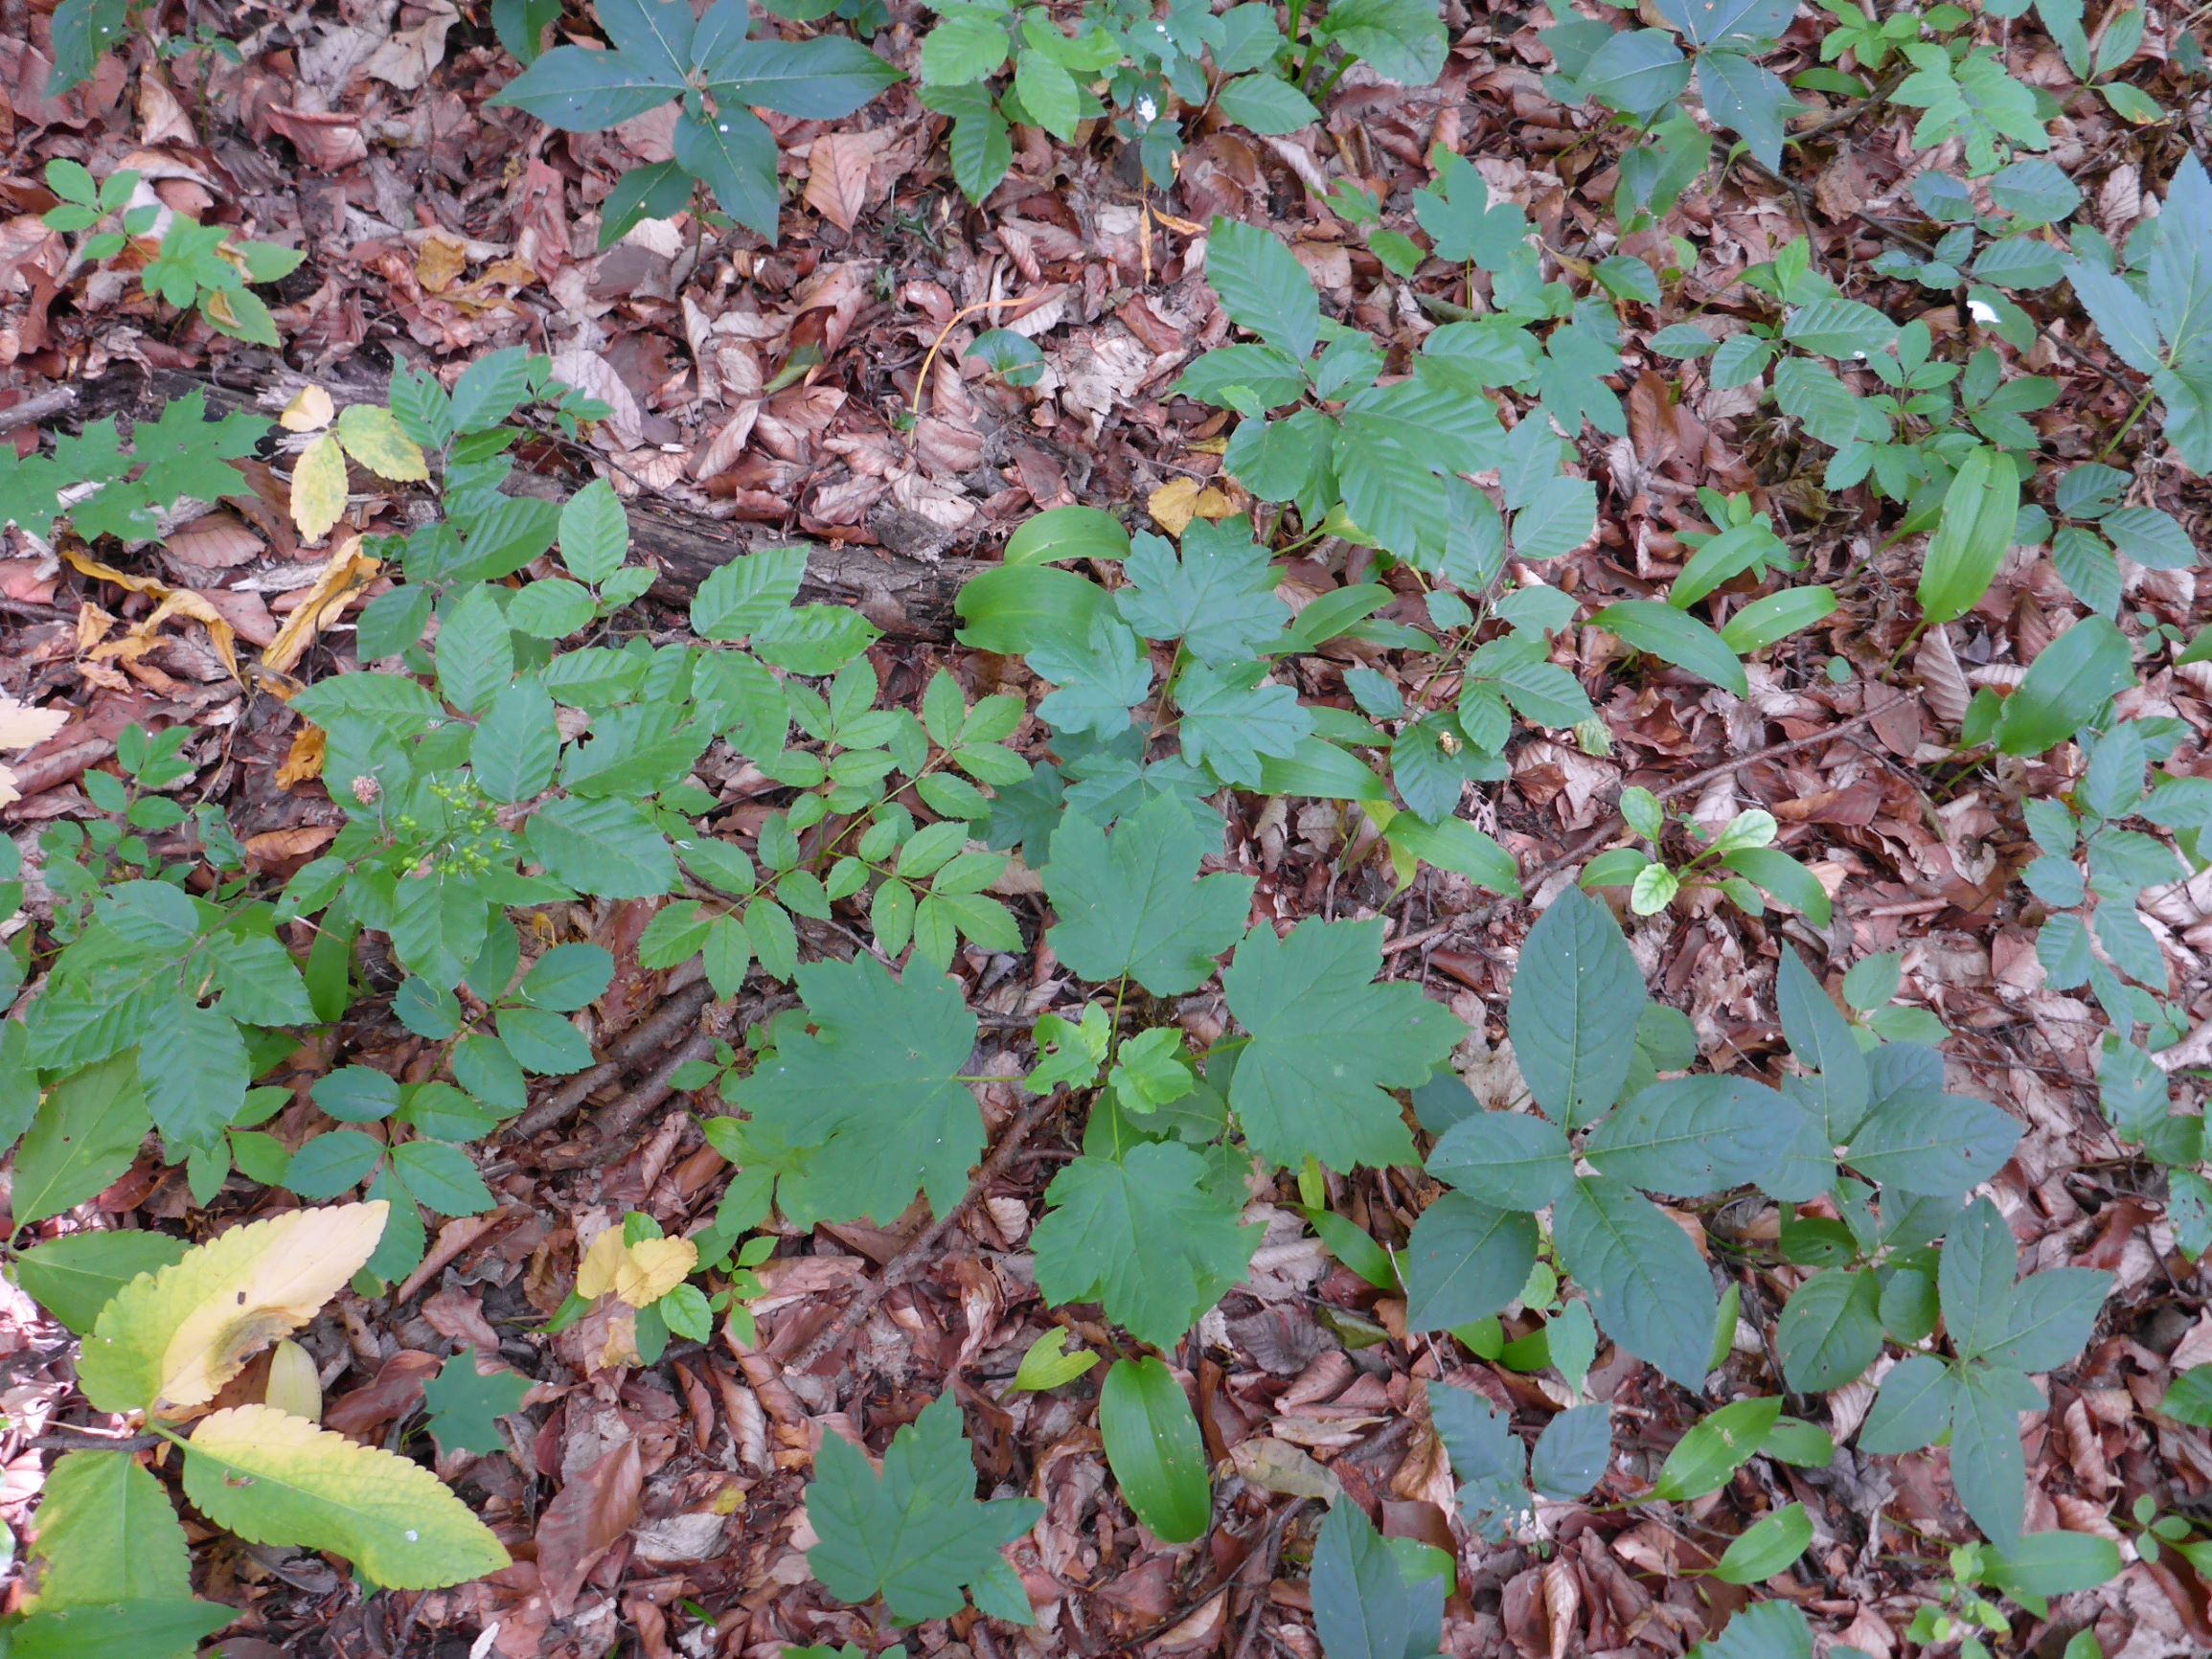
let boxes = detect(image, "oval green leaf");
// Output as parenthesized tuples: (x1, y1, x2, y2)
(1720, 584, 1837, 655)
(1714, 1501, 1813, 1583)
(1590, 601, 1749, 695)
(1917, 446, 2018, 626)
(1098, 1356, 1211, 1544)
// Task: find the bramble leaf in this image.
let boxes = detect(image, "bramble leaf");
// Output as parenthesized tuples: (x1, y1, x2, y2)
(1222, 920, 1465, 1172)
(732, 956, 981, 1227)
(1042, 795, 1256, 996)
(808, 1396, 1042, 1623)
(183, 1404, 511, 1589)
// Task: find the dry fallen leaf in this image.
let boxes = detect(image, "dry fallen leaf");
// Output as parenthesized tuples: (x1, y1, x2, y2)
(0, 693, 70, 807)
(805, 133, 876, 233)
(0, 694, 68, 754)
(64, 549, 241, 680)
(1147, 476, 1235, 537)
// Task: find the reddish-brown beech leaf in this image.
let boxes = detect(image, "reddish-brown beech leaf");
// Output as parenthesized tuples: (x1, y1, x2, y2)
(536, 1439, 643, 1616)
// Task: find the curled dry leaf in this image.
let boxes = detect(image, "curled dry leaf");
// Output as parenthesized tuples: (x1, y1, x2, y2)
(1543, 1557, 1581, 1659)
(281, 384, 334, 432)
(262, 537, 383, 675)
(1916, 624, 1973, 729)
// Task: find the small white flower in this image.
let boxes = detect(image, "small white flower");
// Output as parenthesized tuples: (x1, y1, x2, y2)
(1968, 297, 2000, 326)
(1852, 350, 1867, 360)
(1136, 95, 1157, 124)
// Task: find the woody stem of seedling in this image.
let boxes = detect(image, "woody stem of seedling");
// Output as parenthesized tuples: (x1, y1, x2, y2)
(907, 294, 1054, 422)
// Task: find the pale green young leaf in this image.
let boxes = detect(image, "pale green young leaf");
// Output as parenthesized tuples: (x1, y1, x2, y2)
(1714, 1502, 1813, 1584)
(1653, 1397, 1783, 1501)
(1917, 446, 2018, 625)
(1098, 1358, 1211, 1545)
(1012, 1329, 1098, 1391)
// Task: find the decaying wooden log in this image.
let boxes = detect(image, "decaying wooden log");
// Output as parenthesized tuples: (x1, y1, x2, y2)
(49, 362, 989, 643)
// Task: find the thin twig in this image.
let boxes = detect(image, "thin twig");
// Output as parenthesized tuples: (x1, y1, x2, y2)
(787, 1089, 1069, 1371)
(0, 385, 81, 428)
(906, 293, 1057, 421)
(28, 1423, 158, 1452)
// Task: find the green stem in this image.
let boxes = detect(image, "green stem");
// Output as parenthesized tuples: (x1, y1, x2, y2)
(1885, 617, 1928, 675)
(1309, 56, 1353, 102)
(2094, 384, 2158, 463)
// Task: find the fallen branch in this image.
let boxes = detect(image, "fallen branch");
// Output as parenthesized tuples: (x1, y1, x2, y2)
(590, 1024, 721, 1151)
(786, 1088, 1069, 1372)
(69, 363, 991, 643)
(510, 979, 717, 1139)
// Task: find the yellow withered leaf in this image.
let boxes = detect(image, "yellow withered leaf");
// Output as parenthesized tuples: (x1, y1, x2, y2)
(62, 549, 239, 680)
(275, 721, 327, 788)
(183, 1404, 511, 1590)
(576, 1229, 697, 1308)
(78, 1202, 389, 1418)
(335, 402, 429, 482)
(281, 384, 334, 433)
(260, 536, 383, 675)
(290, 431, 350, 542)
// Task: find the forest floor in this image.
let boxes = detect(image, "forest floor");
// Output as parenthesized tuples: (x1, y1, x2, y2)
(3, 1, 2212, 1657)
